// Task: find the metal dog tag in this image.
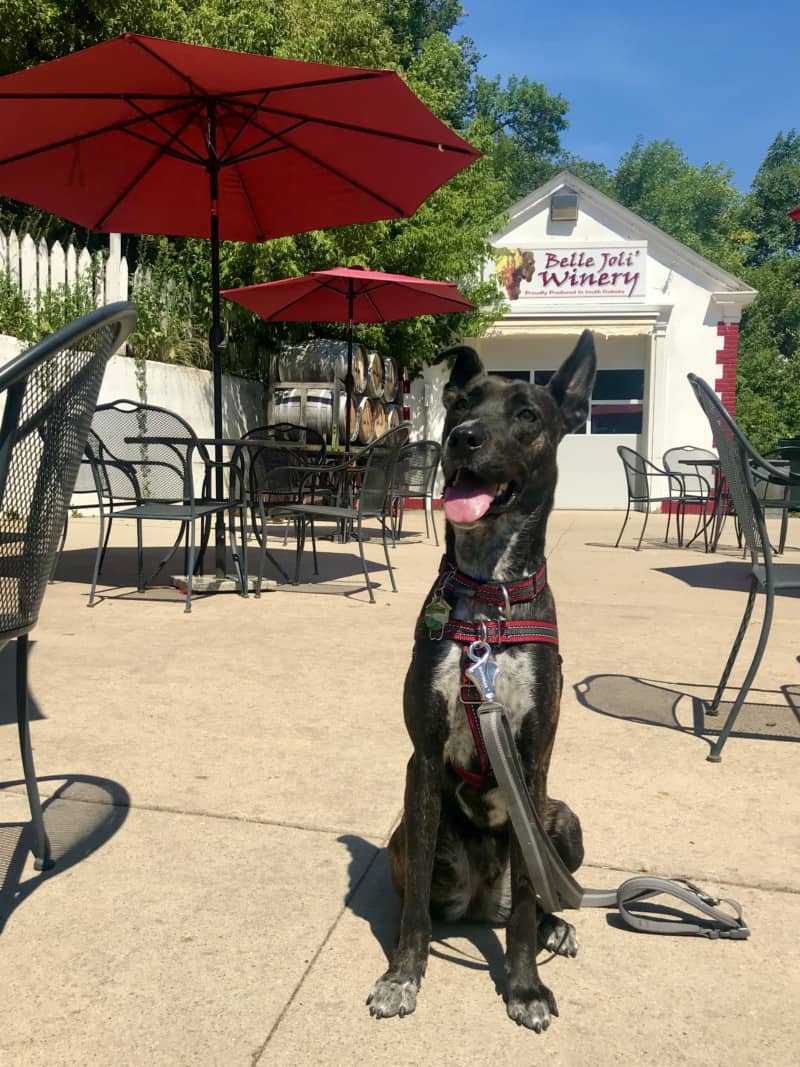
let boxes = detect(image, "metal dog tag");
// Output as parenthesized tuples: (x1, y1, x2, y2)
(465, 640, 498, 702)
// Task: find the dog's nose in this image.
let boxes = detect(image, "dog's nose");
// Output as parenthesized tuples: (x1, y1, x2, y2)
(448, 421, 486, 453)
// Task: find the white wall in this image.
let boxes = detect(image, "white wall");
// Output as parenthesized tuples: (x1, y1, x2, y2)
(1, 333, 266, 506)
(97, 353, 265, 440)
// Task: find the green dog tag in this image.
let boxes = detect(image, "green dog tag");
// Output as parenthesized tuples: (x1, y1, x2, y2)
(423, 593, 451, 632)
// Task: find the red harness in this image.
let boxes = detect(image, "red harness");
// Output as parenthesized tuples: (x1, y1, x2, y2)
(415, 559, 559, 788)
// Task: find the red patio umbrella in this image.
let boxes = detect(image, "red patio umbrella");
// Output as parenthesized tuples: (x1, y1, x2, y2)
(222, 265, 475, 447)
(0, 34, 480, 573)
(789, 205, 800, 221)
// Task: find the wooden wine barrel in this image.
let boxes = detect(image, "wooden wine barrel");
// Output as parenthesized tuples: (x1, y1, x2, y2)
(272, 387, 360, 443)
(356, 395, 374, 443)
(385, 403, 401, 430)
(278, 339, 368, 392)
(371, 398, 388, 439)
(338, 393, 359, 443)
(382, 355, 399, 402)
(364, 350, 384, 399)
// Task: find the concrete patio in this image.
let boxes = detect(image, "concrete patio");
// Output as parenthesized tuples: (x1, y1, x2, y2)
(1, 509, 798, 1066)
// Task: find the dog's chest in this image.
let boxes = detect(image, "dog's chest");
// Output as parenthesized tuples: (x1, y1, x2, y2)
(432, 639, 537, 772)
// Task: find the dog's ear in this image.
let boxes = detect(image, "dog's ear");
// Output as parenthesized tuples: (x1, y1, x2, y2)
(547, 329, 597, 435)
(434, 344, 484, 409)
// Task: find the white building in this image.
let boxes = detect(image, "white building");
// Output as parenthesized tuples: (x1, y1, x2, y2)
(412, 172, 757, 508)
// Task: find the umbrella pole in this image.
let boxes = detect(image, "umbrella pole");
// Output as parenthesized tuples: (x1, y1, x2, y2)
(344, 285, 354, 458)
(208, 104, 226, 579)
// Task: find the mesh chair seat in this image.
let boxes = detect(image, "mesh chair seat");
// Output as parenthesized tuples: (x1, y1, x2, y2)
(752, 562, 800, 590)
(0, 302, 137, 871)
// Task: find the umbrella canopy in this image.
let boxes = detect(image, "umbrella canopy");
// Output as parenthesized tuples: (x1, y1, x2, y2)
(222, 265, 475, 322)
(223, 265, 475, 447)
(0, 34, 480, 574)
(789, 205, 800, 221)
(0, 33, 480, 240)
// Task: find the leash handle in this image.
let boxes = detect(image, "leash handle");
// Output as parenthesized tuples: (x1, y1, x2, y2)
(478, 702, 750, 940)
(613, 877, 750, 939)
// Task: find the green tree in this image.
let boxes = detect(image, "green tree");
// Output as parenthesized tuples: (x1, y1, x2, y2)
(740, 130, 800, 265)
(735, 131, 800, 446)
(612, 139, 744, 271)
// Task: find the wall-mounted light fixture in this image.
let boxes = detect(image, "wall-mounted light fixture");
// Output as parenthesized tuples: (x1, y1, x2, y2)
(550, 191, 578, 221)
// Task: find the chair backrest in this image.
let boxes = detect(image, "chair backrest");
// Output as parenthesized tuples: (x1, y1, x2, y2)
(0, 303, 137, 638)
(247, 442, 303, 498)
(394, 440, 441, 494)
(617, 445, 650, 500)
(91, 399, 206, 502)
(663, 445, 717, 497)
(687, 375, 772, 563)
(356, 425, 411, 516)
(243, 422, 326, 460)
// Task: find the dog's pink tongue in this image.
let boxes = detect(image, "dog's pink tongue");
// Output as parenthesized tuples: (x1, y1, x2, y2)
(443, 473, 497, 524)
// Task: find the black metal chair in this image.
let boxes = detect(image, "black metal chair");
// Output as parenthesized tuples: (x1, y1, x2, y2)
(240, 422, 327, 546)
(754, 445, 800, 554)
(615, 445, 682, 550)
(687, 373, 800, 761)
(662, 445, 717, 550)
(86, 400, 247, 612)
(256, 425, 410, 603)
(0, 302, 137, 871)
(391, 439, 441, 546)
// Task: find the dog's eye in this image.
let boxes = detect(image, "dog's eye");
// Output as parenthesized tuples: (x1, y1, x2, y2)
(517, 408, 538, 422)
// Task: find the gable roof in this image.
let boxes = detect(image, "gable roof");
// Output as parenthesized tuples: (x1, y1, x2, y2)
(491, 171, 755, 295)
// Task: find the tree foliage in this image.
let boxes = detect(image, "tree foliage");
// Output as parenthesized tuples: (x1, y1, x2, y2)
(0, 0, 572, 375)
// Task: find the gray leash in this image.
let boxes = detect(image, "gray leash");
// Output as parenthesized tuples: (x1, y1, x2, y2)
(466, 643, 750, 940)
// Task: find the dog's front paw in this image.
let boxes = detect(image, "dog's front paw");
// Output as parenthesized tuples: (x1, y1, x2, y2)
(507, 983, 559, 1033)
(367, 974, 419, 1019)
(538, 914, 578, 958)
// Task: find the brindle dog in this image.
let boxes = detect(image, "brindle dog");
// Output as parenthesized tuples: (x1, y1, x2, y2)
(367, 330, 597, 1032)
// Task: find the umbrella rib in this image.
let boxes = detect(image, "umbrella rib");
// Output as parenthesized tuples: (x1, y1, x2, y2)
(217, 91, 271, 163)
(220, 104, 406, 217)
(94, 102, 205, 228)
(0, 98, 200, 167)
(231, 163, 265, 242)
(224, 98, 476, 156)
(218, 120, 304, 168)
(126, 34, 205, 94)
(123, 97, 207, 164)
(117, 125, 202, 166)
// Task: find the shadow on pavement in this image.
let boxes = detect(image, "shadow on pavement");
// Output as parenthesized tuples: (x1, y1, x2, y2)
(53, 543, 393, 604)
(0, 642, 43, 724)
(0, 773, 129, 938)
(338, 834, 558, 1002)
(575, 673, 800, 748)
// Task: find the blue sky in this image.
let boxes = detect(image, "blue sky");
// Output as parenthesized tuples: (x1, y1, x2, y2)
(458, 0, 799, 190)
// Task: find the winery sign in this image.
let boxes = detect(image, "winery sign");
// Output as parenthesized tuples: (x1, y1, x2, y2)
(495, 242, 647, 301)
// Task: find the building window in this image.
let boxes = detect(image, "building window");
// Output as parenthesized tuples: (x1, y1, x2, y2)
(487, 368, 643, 435)
(590, 369, 643, 434)
(488, 370, 531, 382)
(531, 367, 643, 435)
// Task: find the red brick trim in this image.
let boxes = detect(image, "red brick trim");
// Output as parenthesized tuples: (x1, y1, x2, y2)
(402, 497, 443, 510)
(715, 323, 739, 414)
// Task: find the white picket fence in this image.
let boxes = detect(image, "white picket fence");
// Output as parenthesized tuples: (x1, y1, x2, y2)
(0, 228, 129, 306)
